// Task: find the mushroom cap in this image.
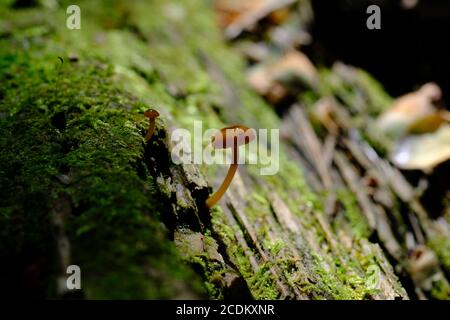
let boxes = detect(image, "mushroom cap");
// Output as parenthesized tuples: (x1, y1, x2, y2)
(144, 109, 160, 119)
(211, 125, 256, 149)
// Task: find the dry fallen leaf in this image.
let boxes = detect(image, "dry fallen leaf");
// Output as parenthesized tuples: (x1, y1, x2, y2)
(401, 0, 419, 10)
(214, 0, 295, 39)
(375, 82, 442, 139)
(391, 124, 450, 171)
(247, 50, 319, 103)
(408, 110, 450, 134)
(214, 0, 261, 29)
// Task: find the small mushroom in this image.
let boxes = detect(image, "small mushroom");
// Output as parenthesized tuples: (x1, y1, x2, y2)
(206, 125, 256, 208)
(144, 109, 160, 142)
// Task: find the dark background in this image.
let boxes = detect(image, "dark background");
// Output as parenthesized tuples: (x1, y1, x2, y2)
(309, 0, 450, 105)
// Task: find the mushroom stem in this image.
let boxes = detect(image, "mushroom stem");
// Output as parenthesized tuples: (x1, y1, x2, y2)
(143, 109, 159, 142)
(145, 120, 156, 142)
(206, 147, 238, 208)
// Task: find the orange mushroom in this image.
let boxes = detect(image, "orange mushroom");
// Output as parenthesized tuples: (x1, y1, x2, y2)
(144, 109, 160, 142)
(206, 125, 256, 208)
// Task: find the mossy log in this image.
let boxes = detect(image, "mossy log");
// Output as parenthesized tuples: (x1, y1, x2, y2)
(0, 0, 449, 299)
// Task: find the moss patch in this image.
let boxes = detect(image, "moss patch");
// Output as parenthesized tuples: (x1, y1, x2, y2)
(0, 37, 202, 298)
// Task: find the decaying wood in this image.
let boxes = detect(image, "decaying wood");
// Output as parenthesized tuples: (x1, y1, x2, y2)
(2, 0, 448, 300)
(279, 91, 449, 299)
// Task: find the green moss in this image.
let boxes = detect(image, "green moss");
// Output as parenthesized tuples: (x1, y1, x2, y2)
(430, 278, 450, 300)
(265, 239, 285, 257)
(309, 254, 359, 299)
(0, 34, 202, 298)
(210, 208, 255, 295)
(354, 69, 393, 116)
(248, 262, 280, 300)
(364, 265, 381, 294)
(337, 189, 371, 239)
(428, 236, 450, 274)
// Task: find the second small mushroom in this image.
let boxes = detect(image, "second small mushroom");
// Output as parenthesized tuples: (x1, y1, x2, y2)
(144, 109, 160, 142)
(206, 125, 256, 208)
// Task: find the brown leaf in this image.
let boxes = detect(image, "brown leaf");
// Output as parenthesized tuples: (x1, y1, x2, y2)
(247, 50, 319, 103)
